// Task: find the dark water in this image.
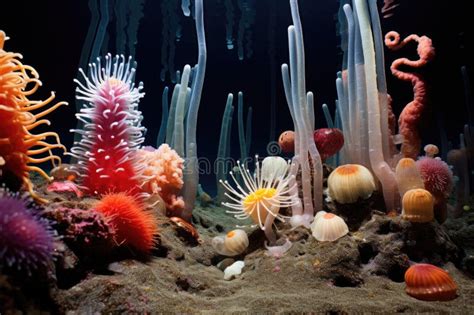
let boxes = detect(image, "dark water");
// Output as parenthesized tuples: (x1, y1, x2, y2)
(1, 0, 472, 194)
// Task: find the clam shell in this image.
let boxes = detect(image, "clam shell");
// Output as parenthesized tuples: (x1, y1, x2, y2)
(405, 263, 458, 301)
(311, 212, 348, 242)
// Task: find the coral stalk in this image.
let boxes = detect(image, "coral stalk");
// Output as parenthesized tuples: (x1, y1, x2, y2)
(385, 31, 435, 159)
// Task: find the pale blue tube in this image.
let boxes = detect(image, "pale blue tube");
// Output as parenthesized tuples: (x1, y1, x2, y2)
(216, 94, 234, 203)
(246, 107, 253, 156)
(166, 84, 181, 145)
(157, 86, 169, 146)
(238, 91, 247, 161)
(322, 103, 334, 129)
(182, 0, 207, 220)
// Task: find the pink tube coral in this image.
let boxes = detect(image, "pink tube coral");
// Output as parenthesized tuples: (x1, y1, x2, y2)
(385, 31, 435, 159)
(135, 144, 185, 213)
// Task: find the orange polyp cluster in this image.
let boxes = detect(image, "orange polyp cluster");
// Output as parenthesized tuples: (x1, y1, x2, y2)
(0, 31, 67, 202)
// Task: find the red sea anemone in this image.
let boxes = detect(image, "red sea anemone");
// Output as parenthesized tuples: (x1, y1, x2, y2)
(0, 189, 55, 274)
(313, 128, 344, 161)
(94, 192, 158, 253)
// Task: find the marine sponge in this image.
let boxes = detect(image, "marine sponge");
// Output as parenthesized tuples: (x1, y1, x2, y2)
(0, 189, 55, 274)
(135, 144, 185, 212)
(70, 54, 145, 196)
(94, 192, 158, 253)
(0, 31, 67, 202)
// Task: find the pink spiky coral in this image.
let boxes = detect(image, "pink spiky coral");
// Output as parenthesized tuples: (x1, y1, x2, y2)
(385, 31, 435, 159)
(135, 144, 185, 213)
(69, 54, 145, 196)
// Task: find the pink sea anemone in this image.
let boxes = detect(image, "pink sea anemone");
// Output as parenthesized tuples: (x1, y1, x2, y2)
(416, 156, 453, 223)
(416, 157, 453, 199)
(0, 189, 55, 274)
(69, 54, 145, 196)
(135, 144, 185, 213)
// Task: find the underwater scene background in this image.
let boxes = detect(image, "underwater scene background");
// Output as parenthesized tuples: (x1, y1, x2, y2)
(1, 0, 474, 313)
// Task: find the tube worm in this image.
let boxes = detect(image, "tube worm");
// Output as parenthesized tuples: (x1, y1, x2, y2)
(216, 94, 234, 203)
(354, 0, 399, 212)
(281, 0, 323, 228)
(385, 30, 435, 159)
(173, 65, 192, 157)
(70, 54, 145, 196)
(181, 0, 207, 221)
(156, 87, 169, 146)
(237, 92, 248, 162)
(0, 31, 67, 202)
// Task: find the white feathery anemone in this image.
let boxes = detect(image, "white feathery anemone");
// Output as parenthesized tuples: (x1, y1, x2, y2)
(220, 156, 298, 244)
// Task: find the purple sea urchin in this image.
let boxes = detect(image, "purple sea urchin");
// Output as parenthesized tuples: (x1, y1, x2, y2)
(0, 189, 55, 274)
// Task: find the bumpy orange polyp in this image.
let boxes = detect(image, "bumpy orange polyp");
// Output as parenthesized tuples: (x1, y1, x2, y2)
(243, 188, 277, 224)
(335, 164, 359, 176)
(0, 31, 67, 202)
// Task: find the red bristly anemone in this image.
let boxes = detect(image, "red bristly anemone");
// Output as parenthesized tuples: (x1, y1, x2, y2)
(94, 192, 158, 253)
(69, 54, 145, 196)
(0, 188, 56, 274)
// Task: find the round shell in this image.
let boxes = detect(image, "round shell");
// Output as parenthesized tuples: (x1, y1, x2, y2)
(402, 188, 434, 223)
(405, 263, 458, 301)
(328, 164, 376, 204)
(311, 211, 349, 242)
(212, 229, 249, 256)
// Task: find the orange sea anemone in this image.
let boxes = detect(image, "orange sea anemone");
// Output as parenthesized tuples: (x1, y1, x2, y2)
(94, 192, 158, 253)
(0, 31, 67, 202)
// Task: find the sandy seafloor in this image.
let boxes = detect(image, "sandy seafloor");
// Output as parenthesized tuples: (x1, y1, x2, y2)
(1, 175, 474, 314)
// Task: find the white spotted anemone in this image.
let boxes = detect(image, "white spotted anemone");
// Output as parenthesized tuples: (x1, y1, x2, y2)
(220, 156, 298, 244)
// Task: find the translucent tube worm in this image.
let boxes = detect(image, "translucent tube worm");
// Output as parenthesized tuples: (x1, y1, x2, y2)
(173, 65, 192, 157)
(237, 92, 248, 162)
(216, 94, 234, 204)
(182, 0, 207, 220)
(282, 0, 323, 228)
(156, 86, 169, 146)
(354, 0, 398, 211)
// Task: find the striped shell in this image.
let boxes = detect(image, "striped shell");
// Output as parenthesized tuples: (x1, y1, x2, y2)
(405, 264, 458, 301)
(212, 229, 249, 256)
(310, 211, 349, 242)
(402, 188, 434, 223)
(328, 164, 376, 204)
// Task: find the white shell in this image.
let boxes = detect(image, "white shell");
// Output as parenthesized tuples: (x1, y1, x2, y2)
(310, 211, 349, 242)
(224, 260, 245, 280)
(261, 156, 289, 182)
(328, 164, 376, 204)
(212, 229, 249, 256)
